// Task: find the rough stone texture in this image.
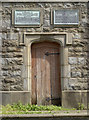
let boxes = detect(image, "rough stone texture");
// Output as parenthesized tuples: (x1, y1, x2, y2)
(0, 2, 89, 92)
(0, 91, 30, 105)
(62, 90, 89, 109)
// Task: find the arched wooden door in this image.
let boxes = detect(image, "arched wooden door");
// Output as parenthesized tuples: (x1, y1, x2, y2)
(31, 42, 61, 105)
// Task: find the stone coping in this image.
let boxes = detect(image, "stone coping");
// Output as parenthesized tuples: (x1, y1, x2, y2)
(0, 0, 88, 2)
(0, 110, 89, 117)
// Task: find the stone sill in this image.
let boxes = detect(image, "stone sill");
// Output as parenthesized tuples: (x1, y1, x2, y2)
(0, 90, 89, 93)
(0, 110, 88, 117)
(0, 91, 30, 93)
(0, 0, 88, 3)
(62, 90, 89, 92)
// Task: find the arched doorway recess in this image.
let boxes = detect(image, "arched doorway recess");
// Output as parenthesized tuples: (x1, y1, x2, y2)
(23, 32, 72, 106)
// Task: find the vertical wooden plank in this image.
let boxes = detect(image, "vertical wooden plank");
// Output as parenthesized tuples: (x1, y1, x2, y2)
(55, 47, 61, 105)
(51, 47, 61, 105)
(41, 47, 47, 105)
(50, 47, 56, 101)
(45, 47, 51, 105)
(36, 47, 42, 105)
(54, 48, 60, 96)
(31, 46, 37, 104)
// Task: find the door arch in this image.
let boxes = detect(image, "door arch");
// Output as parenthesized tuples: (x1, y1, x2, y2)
(31, 42, 61, 105)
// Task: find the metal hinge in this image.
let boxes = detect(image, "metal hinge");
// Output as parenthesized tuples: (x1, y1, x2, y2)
(45, 52, 60, 56)
(46, 97, 60, 102)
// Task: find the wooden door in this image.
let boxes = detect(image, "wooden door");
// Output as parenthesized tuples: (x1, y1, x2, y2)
(31, 42, 61, 105)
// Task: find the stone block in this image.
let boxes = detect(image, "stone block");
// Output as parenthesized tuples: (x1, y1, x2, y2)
(0, 33, 2, 40)
(2, 92, 11, 105)
(4, 78, 15, 83)
(71, 71, 81, 78)
(3, 3, 12, 8)
(62, 91, 81, 108)
(2, 33, 7, 40)
(62, 65, 71, 78)
(20, 92, 31, 104)
(23, 78, 28, 91)
(7, 33, 18, 40)
(62, 47, 68, 65)
(78, 57, 85, 64)
(63, 78, 70, 90)
(10, 33, 18, 40)
(2, 19, 10, 29)
(0, 91, 30, 105)
(81, 91, 88, 109)
(87, 92, 89, 110)
(13, 52, 23, 57)
(69, 57, 77, 65)
(10, 85, 23, 91)
(73, 33, 81, 39)
(11, 92, 21, 104)
(0, 92, 2, 105)
(2, 83, 10, 91)
(21, 65, 28, 78)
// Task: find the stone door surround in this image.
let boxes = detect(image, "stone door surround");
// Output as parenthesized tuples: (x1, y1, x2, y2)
(22, 32, 72, 104)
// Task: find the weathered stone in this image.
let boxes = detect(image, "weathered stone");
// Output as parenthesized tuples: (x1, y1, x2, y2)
(13, 52, 23, 57)
(45, 3, 51, 8)
(2, 33, 7, 40)
(3, 40, 18, 46)
(58, 3, 63, 7)
(12, 65, 21, 70)
(4, 78, 15, 83)
(71, 71, 82, 78)
(7, 33, 18, 40)
(2, 19, 10, 29)
(64, 3, 73, 8)
(6, 47, 21, 52)
(69, 47, 83, 52)
(2, 52, 13, 58)
(2, 83, 10, 91)
(43, 20, 50, 27)
(10, 85, 23, 91)
(2, 66, 12, 70)
(82, 71, 88, 77)
(35, 28, 42, 32)
(43, 27, 50, 32)
(11, 71, 21, 76)
(2, 70, 22, 76)
(68, 57, 77, 65)
(73, 33, 81, 39)
(78, 57, 85, 64)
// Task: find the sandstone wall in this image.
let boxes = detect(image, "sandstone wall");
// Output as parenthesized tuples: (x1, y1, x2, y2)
(0, 2, 89, 91)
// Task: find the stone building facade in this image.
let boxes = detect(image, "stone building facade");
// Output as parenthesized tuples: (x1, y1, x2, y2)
(0, 0, 89, 108)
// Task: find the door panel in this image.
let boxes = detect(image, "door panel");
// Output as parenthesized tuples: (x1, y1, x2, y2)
(31, 42, 61, 105)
